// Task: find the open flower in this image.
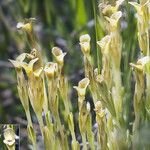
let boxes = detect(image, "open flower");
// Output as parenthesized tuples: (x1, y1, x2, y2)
(3, 128, 15, 146)
(130, 56, 150, 73)
(9, 53, 27, 71)
(79, 34, 91, 55)
(73, 78, 90, 97)
(129, 0, 149, 23)
(22, 58, 39, 76)
(44, 62, 58, 78)
(17, 18, 37, 49)
(105, 11, 122, 31)
(97, 35, 111, 55)
(52, 47, 66, 65)
(99, 0, 124, 16)
(17, 18, 36, 34)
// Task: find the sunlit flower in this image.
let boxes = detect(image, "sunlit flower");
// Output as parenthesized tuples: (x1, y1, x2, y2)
(97, 35, 111, 55)
(79, 34, 91, 55)
(130, 56, 150, 72)
(9, 53, 27, 70)
(52, 47, 66, 65)
(44, 62, 58, 78)
(105, 11, 122, 30)
(73, 78, 90, 97)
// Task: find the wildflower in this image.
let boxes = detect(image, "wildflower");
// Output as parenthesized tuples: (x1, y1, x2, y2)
(3, 128, 15, 146)
(17, 18, 37, 49)
(79, 34, 91, 55)
(17, 18, 36, 34)
(44, 62, 58, 79)
(105, 11, 122, 31)
(130, 56, 150, 73)
(9, 53, 27, 70)
(52, 47, 66, 65)
(9, 53, 29, 112)
(73, 78, 89, 97)
(97, 35, 111, 55)
(129, 0, 150, 55)
(99, 0, 124, 17)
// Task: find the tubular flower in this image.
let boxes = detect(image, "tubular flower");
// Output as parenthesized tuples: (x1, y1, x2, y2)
(22, 58, 44, 114)
(73, 78, 90, 97)
(130, 56, 150, 73)
(52, 47, 66, 65)
(9, 53, 29, 111)
(9, 53, 27, 70)
(44, 62, 58, 79)
(17, 18, 37, 49)
(3, 128, 15, 146)
(105, 11, 122, 32)
(97, 35, 111, 55)
(129, 0, 150, 55)
(79, 34, 91, 55)
(99, 0, 124, 17)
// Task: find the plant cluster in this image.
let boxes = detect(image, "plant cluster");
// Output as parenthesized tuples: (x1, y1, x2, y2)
(10, 0, 150, 150)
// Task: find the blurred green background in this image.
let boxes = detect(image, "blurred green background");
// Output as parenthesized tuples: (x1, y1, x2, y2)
(0, 0, 138, 149)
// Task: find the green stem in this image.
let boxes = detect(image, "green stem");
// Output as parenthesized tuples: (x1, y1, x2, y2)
(92, 0, 100, 73)
(36, 112, 44, 136)
(25, 109, 32, 127)
(6, 145, 15, 150)
(25, 109, 37, 149)
(81, 133, 87, 150)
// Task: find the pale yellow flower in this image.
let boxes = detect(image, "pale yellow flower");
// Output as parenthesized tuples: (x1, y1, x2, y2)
(3, 128, 15, 146)
(79, 34, 91, 55)
(52, 47, 66, 65)
(73, 78, 90, 97)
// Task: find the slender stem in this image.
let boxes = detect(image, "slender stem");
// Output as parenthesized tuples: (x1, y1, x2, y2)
(36, 112, 44, 136)
(25, 109, 32, 127)
(92, 0, 101, 73)
(81, 133, 87, 150)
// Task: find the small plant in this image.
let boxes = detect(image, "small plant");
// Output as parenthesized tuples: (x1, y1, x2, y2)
(9, 0, 150, 149)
